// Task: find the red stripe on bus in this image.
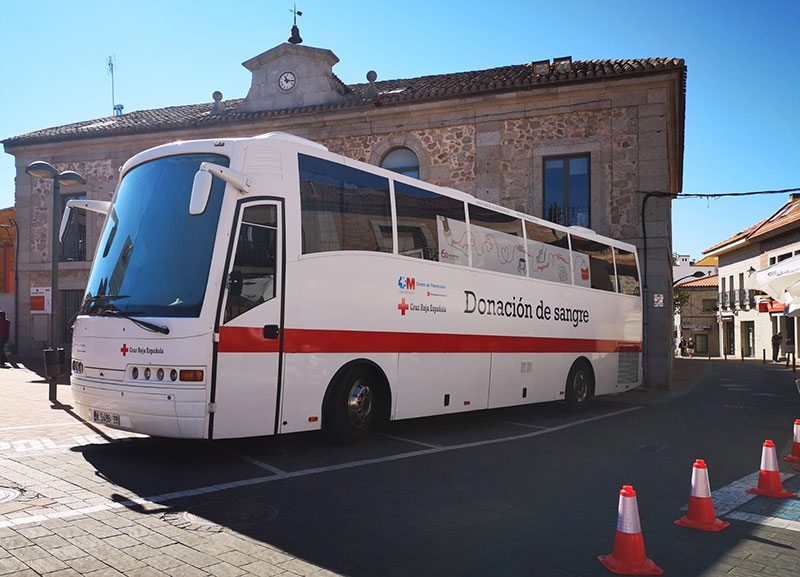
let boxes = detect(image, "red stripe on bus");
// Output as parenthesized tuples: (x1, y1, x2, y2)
(218, 326, 642, 355)
(219, 326, 281, 353)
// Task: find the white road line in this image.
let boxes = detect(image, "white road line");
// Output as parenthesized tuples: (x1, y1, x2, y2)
(0, 422, 86, 433)
(0, 405, 643, 528)
(492, 420, 549, 430)
(375, 433, 441, 448)
(725, 511, 800, 532)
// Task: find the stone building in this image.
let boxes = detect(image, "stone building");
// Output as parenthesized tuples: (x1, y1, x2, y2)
(2, 38, 686, 387)
(674, 273, 719, 357)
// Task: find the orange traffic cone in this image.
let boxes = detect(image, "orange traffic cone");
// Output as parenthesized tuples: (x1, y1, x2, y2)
(746, 440, 796, 498)
(674, 459, 730, 532)
(784, 419, 800, 463)
(598, 485, 663, 575)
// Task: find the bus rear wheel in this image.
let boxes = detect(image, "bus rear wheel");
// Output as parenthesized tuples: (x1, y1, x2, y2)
(325, 366, 381, 444)
(564, 360, 593, 411)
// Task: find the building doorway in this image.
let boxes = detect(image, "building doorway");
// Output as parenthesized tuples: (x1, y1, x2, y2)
(723, 321, 735, 356)
(694, 333, 708, 356)
(740, 321, 755, 357)
(787, 318, 796, 360)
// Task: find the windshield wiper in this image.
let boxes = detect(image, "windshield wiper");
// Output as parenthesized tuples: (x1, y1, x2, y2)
(90, 303, 170, 335)
(86, 294, 130, 304)
(83, 294, 130, 312)
(72, 295, 132, 330)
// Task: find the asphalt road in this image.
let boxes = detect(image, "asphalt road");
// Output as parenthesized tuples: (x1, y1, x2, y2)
(2, 358, 800, 576)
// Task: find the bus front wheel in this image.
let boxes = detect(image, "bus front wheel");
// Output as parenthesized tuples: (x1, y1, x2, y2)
(324, 365, 381, 444)
(564, 360, 593, 411)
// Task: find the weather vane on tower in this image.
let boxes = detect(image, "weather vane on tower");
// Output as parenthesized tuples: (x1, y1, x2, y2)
(288, 4, 303, 44)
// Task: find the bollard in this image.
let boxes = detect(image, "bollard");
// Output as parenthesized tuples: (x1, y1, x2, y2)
(741, 348, 745, 362)
(763, 349, 766, 364)
(43, 347, 66, 404)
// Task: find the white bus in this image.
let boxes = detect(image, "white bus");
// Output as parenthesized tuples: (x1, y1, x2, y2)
(65, 132, 642, 443)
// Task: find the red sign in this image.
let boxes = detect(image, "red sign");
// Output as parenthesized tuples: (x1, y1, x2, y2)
(767, 300, 786, 313)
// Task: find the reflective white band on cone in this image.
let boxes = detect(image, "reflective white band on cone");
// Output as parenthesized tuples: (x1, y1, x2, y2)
(761, 440, 779, 471)
(690, 459, 711, 498)
(617, 485, 642, 534)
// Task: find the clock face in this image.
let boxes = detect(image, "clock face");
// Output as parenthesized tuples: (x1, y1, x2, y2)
(279, 71, 296, 91)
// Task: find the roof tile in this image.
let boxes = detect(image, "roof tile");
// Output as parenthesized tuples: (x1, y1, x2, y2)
(675, 273, 718, 288)
(2, 57, 685, 147)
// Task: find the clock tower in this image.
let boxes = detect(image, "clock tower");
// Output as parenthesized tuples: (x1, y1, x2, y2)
(236, 43, 351, 113)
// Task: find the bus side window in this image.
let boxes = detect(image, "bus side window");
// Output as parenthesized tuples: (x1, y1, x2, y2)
(569, 235, 616, 292)
(225, 205, 278, 323)
(615, 247, 640, 296)
(394, 181, 466, 262)
(467, 205, 525, 275)
(299, 154, 391, 254)
(524, 221, 571, 284)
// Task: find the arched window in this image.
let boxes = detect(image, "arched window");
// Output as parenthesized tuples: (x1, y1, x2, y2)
(381, 148, 419, 179)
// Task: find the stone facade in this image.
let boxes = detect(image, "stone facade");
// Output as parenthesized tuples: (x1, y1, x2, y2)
(3, 46, 685, 388)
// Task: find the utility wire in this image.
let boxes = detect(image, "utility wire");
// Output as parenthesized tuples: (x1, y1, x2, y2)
(638, 188, 800, 199)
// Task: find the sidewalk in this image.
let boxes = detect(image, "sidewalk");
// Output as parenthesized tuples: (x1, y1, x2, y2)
(0, 356, 339, 577)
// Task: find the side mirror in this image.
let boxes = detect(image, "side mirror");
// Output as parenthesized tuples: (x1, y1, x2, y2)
(59, 199, 111, 241)
(59, 205, 73, 243)
(189, 170, 213, 215)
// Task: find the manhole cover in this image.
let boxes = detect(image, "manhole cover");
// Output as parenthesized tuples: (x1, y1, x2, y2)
(163, 500, 279, 531)
(0, 487, 21, 503)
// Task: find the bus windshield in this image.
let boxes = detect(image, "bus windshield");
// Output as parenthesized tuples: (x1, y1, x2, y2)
(81, 153, 229, 318)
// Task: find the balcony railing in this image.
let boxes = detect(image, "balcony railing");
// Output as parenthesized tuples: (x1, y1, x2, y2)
(720, 289, 756, 310)
(739, 289, 755, 309)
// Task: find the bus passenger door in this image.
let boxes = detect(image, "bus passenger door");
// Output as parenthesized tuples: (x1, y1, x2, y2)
(212, 201, 283, 439)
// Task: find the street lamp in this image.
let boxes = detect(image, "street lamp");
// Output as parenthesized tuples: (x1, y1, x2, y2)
(25, 160, 85, 403)
(674, 270, 706, 285)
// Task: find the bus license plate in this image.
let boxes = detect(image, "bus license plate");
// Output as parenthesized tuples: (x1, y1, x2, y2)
(92, 410, 121, 426)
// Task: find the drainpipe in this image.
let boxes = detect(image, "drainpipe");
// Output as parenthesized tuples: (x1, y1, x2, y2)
(641, 192, 654, 387)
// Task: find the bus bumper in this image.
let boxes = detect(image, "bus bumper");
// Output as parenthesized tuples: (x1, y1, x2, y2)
(70, 378, 207, 439)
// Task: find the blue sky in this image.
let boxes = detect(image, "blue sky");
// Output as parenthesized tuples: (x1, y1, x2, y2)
(1, 0, 798, 260)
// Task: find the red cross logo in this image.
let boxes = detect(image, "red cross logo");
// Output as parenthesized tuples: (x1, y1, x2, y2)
(397, 298, 409, 316)
(120, 343, 129, 356)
